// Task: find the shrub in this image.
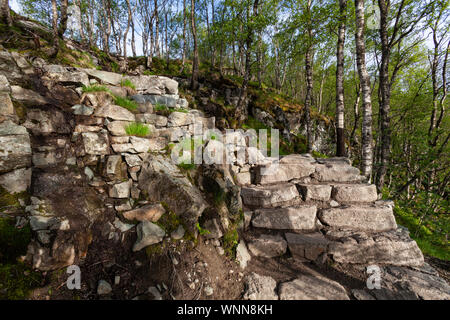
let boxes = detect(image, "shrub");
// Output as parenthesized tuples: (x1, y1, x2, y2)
(125, 122, 149, 137)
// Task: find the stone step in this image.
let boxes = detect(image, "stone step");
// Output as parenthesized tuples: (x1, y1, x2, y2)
(318, 203, 397, 232)
(297, 184, 332, 201)
(247, 234, 287, 258)
(251, 205, 317, 230)
(253, 154, 316, 184)
(285, 232, 329, 261)
(279, 273, 350, 300)
(326, 228, 424, 267)
(312, 158, 365, 183)
(331, 183, 378, 202)
(241, 183, 300, 208)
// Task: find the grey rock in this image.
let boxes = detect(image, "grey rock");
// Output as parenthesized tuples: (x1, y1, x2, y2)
(109, 180, 132, 198)
(297, 184, 332, 201)
(319, 204, 397, 232)
(285, 232, 329, 261)
(0, 167, 31, 193)
(252, 206, 317, 230)
(332, 184, 378, 202)
(133, 221, 165, 251)
(0, 134, 32, 173)
(148, 286, 163, 300)
(0, 92, 13, 116)
(243, 273, 278, 300)
(203, 218, 223, 239)
(94, 104, 135, 121)
(136, 113, 168, 127)
(279, 274, 349, 300)
(71, 104, 94, 116)
(236, 240, 251, 269)
(106, 120, 132, 136)
(168, 111, 194, 127)
(248, 234, 287, 258)
(43, 64, 89, 86)
(313, 162, 365, 183)
(10, 85, 49, 106)
(81, 68, 123, 85)
(241, 183, 300, 208)
(171, 225, 185, 240)
(254, 154, 316, 184)
(327, 228, 424, 267)
(97, 280, 113, 295)
(82, 131, 110, 155)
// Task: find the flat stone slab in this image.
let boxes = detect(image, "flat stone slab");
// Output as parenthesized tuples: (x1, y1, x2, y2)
(247, 234, 287, 258)
(326, 228, 424, 267)
(286, 232, 329, 261)
(297, 184, 332, 201)
(279, 274, 349, 300)
(319, 204, 397, 232)
(241, 183, 300, 208)
(252, 206, 317, 230)
(94, 104, 135, 121)
(254, 154, 316, 184)
(332, 184, 378, 202)
(243, 273, 278, 300)
(313, 161, 365, 183)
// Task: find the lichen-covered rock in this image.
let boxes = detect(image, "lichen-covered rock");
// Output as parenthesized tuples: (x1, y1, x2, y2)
(11, 85, 49, 106)
(82, 131, 110, 155)
(254, 154, 316, 184)
(43, 64, 89, 87)
(0, 134, 31, 173)
(0, 167, 31, 193)
(332, 184, 378, 202)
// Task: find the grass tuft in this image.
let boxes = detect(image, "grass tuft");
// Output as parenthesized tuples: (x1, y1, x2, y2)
(120, 79, 136, 90)
(114, 96, 138, 111)
(125, 122, 149, 137)
(81, 84, 110, 93)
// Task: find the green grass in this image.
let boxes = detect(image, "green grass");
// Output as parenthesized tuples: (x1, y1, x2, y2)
(125, 122, 150, 137)
(177, 162, 196, 170)
(196, 222, 211, 236)
(120, 79, 136, 90)
(394, 205, 449, 260)
(114, 96, 138, 111)
(81, 84, 110, 93)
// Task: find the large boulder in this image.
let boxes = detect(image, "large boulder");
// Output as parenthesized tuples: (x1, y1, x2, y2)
(138, 154, 208, 232)
(313, 158, 365, 183)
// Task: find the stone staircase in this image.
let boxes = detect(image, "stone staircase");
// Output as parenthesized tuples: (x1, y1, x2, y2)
(241, 155, 425, 267)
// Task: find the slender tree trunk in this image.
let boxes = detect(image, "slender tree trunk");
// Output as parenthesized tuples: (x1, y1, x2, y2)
(131, 1, 137, 57)
(0, 0, 12, 26)
(123, 0, 132, 60)
(155, 0, 160, 58)
(235, 0, 260, 126)
(190, 0, 199, 90)
(58, 0, 69, 38)
(50, 0, 59, 58)
(181, 0, 187, 71)
(355, 0, 373, 179)
(336, 0, 347, 157)
(376, 0, 391, 190)
(304, 0, 314, 152)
